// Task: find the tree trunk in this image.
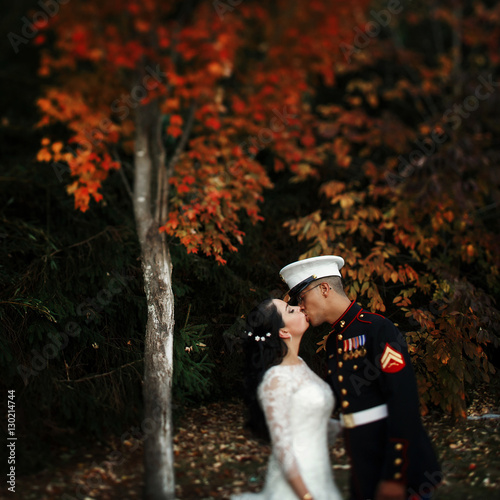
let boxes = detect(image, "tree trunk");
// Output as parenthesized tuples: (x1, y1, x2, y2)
(141, 229, 175, 500)
(133, 99, 176, 500)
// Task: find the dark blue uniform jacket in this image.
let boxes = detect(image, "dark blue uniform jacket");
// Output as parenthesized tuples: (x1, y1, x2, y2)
(321, 301, 442, 500)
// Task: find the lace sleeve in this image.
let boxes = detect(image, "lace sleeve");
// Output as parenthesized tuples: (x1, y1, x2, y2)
(258, 367, 300, 479)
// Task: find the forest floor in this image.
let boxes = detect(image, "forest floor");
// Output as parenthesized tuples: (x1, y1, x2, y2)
(4, 385, 500, 500)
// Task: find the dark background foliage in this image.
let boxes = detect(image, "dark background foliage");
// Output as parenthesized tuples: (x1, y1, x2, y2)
(0, 16, 318, 474)
(1, 0, 499, 481)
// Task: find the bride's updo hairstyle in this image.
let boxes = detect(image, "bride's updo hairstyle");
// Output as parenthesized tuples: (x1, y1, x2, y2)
(243, 298, 288, 440)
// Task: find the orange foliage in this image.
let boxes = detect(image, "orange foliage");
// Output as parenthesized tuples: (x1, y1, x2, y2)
(35, 0, 371, 260)
(35, 0, 500, 417)
(280, 0, 500, 418)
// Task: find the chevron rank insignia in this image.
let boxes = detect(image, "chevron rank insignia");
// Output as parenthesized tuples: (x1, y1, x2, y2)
(380, 343, 406, 373)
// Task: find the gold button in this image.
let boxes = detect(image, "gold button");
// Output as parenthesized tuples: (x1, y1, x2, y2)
(338, 361, 343, 368)
(337, 334, 343, 340)
(394, 472, 402, 480)
(395, 443, 403, 450)
(340, 320, 345, 327)
(360, 314, 364, 318)
(394, 458, 402, 465)
(341, 388, 347, 395)
(328, 369, 332, 374)
(329, 354, 334, 359)
(342, 400, 349, 408)
(337, 348, 342, 354)
(353, 365, 358, 370)
(338, 375, 344, 382)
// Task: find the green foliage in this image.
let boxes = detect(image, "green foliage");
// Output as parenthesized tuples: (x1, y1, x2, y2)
(173, 306, 213, 402)
(0, 33, 149, 463)
(0, 175, 147, 417)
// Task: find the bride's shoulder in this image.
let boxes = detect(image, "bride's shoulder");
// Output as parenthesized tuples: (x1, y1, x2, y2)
(257, 368, 290, 400)
(259, 361, 306, 388)
(259, 364, 290, 386)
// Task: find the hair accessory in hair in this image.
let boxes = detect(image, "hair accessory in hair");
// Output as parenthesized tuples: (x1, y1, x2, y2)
(245, 331, 271, 342)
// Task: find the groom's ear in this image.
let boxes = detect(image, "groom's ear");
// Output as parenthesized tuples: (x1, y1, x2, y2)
(278, 329, 291, 340)
(320, 282, 332, 297)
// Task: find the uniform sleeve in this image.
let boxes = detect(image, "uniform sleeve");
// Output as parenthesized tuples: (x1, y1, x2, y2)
(258, 368, 300, 479)
(373, 321, 421, 484)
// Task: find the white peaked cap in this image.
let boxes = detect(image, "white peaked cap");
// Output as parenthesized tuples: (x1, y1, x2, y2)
(279, 255, 345, 302)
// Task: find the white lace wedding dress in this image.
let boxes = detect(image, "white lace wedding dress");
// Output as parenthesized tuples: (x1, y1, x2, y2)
(232, 358, 342, 500)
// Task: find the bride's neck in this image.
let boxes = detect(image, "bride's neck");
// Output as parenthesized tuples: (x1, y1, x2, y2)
(280, 340, 302, 365)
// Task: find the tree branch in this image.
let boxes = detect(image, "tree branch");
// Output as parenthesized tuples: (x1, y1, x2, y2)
(154, 107, 167, 224)
(47, 227, 118, 257)
(166, 102, 197, 177)
(133, 99, 155, 245)
(56, 359, 143, 384)
(154, 102, 197, 225)
(112, 148, 133, 202)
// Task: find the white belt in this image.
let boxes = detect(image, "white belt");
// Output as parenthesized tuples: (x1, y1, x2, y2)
(340, 404, 388, 429)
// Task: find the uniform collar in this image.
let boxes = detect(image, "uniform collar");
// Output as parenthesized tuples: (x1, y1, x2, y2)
(316, 301, 363, 353)
(330, 301, 362, 335)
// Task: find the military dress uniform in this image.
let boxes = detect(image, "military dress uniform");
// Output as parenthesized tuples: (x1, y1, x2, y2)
(280, 256, 442, 500)
(321, 300, 441, 500)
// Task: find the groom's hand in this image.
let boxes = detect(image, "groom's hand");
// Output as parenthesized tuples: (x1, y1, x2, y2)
(374, 480, 406, 500)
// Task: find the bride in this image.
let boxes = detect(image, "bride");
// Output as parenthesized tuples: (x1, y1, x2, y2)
(232, 298, 343, 500)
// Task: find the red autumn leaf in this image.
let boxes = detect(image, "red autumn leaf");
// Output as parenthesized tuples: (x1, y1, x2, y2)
(166, 125, 183, 138)
(170, 115, 183, 126)
(205, 117, 221, 131)
(182, 175, 196, 185)
(301, 134, 316, 148)
(232, 97, 246, 114)
(34, 34, 46, 45)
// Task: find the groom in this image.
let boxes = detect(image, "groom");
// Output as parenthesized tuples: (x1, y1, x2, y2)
(280, 255, 442, 500)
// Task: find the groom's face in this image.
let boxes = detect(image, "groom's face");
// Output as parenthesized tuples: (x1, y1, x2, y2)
(298, 282, 325, 327)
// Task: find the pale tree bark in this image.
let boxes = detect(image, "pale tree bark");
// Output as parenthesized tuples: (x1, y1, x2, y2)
(127, 21, 197, 497)
(133, 98, 175, 500)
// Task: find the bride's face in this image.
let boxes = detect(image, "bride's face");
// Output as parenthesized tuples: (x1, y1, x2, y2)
(272, 299, 309, 336)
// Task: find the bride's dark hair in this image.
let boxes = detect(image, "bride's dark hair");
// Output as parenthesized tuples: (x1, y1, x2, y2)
(243, 298, 288, 441)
